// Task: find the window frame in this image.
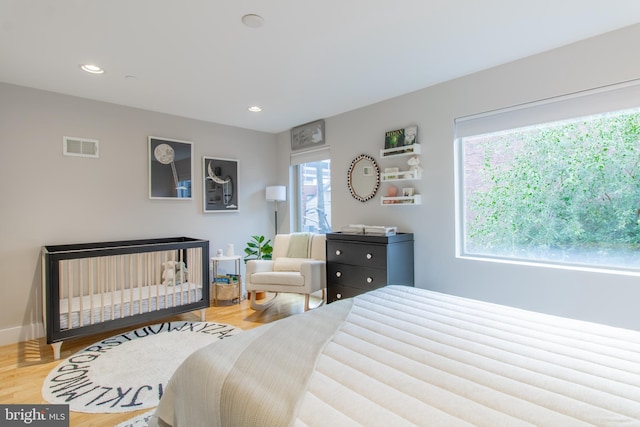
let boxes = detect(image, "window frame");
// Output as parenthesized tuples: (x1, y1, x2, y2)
(454, 79, 640, 276)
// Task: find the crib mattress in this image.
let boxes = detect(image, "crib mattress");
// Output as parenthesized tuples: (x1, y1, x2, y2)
(58, 283, 203, 330)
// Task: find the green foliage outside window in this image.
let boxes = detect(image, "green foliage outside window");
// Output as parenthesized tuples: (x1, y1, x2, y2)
(464, 108, 640, 268)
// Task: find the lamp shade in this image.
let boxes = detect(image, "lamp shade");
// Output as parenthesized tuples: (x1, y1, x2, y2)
(265, 185, 286, 202)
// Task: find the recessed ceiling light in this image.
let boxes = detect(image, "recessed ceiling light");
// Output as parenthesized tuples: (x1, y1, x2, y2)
(80, 64, 104, 74)
(241, 14, 264, 28)
(248, 105, 263, 112)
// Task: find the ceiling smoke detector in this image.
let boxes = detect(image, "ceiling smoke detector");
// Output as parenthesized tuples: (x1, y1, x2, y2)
(241, 14, 264, 28)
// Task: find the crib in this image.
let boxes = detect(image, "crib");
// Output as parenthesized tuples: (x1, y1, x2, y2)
(42, 237, 209, 359)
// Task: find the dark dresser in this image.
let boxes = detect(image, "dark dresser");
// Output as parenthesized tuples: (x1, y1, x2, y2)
(325, 232, 414, 303)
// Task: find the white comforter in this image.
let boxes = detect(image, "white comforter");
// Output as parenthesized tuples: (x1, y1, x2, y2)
(150, 286, 640, 426)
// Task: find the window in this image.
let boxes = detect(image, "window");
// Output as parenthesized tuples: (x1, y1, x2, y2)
(456, 80, 640, 273)
(294, 159, 331, 233)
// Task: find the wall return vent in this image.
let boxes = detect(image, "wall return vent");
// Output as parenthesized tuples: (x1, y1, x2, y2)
(63, 136, 99, 158)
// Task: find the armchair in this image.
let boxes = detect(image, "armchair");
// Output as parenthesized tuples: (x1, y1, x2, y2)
(245, 233, 326, 311)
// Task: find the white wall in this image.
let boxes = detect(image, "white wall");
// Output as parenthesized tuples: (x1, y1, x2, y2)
(0, 84, 278, 345)
(3, 24, 640, 347)
(290, 24, 640, 330)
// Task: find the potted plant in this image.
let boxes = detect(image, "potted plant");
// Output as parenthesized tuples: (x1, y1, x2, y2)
(243, 235, 273, 261)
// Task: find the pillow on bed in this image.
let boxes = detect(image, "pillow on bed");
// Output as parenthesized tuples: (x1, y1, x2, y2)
(273, 257, 306, 272)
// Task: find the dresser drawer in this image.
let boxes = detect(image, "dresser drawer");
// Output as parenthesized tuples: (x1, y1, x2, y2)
(327, 263, 387, 290)
(327, 284, 375, 303)
(326, 241, 387, 268)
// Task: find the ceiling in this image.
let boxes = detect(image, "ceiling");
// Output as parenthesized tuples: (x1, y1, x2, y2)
(1, 1, 639, 134)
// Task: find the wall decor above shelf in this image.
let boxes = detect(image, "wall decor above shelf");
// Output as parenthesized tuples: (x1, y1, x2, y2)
(381, 169, 421, 182)
(381, 195, 422, 205)
(381, 143, 421, 158)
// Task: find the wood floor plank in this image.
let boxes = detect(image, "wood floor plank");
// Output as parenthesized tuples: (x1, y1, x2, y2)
(0, 292, 319, 426)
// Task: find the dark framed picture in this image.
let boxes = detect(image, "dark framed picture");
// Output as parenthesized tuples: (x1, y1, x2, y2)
(148, 136, 193, 199)
(291, 119, 325, 151)
(203, 157, 239, 212)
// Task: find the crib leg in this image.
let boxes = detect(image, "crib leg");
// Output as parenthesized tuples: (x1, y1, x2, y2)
(200, 309, 206, 322)
(51, 342, 63, 360)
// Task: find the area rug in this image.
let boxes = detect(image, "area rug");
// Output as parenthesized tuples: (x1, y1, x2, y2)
(42, 321, 242, 413)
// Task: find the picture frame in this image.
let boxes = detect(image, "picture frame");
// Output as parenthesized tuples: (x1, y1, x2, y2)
(203, 156, 239, 212)
(149, 136, 193, 199)
(291, 119, 325, 151)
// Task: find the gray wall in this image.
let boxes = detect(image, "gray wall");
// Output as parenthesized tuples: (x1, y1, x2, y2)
(0, 84, 277, 345)
(2, 24, 639, 346)
(285, 24, 640, 330)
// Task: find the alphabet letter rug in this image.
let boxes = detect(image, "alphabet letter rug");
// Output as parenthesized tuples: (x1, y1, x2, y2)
(42, 321, 242, 413)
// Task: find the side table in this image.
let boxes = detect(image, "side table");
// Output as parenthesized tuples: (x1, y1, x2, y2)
(211, 255, 242, 305)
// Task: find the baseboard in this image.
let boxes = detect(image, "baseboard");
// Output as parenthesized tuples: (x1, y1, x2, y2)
(0, 322, 44, 347)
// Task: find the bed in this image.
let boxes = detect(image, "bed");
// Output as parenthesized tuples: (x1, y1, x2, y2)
(42, 237, 209, 360)
(149, 285, 640, 426)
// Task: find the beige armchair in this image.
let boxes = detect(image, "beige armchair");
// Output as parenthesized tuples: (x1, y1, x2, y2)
(245, 233, 326, 311)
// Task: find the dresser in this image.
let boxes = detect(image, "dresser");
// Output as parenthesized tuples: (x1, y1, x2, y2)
(325, 232, 414, 303)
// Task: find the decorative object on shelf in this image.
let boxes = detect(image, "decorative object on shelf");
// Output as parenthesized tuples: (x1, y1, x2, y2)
(203, 157, 239, 212)
(407, 155, 423, 178)
(384, 167, 399, 179)
(266, 185, 286, 234)
(243, 235, 273, 262)
(381, 143, 421, 157)
(149, 136, 193, 199)
(386, 185, 398, 197)
(347, 154, 380, 202)
(384, 125, 418, 149)
(381, 194, 422, 205)
(291, 119, 325, 151)
(402, 187, 415, 197)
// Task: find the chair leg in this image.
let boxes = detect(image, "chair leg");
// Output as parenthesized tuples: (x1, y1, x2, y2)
(304, 289, 326, 311)
(249, 291, 279, 311)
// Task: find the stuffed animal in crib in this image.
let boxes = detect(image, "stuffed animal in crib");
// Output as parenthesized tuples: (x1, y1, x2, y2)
(162, 261, 188, 285)
(407, 155, 423, 178)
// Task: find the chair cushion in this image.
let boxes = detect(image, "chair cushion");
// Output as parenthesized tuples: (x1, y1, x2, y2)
(273, 257, 306, 272)
(250, 271, 304, 287)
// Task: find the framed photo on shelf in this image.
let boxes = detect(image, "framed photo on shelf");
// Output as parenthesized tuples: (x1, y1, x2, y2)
(149, 136, 193, 199)
(384, 125, 418, 149)
(203, 156, 239, 212)
(291, 119, 325, 151)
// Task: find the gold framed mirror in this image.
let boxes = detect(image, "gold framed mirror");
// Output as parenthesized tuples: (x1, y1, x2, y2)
(347, 154, 380, 202)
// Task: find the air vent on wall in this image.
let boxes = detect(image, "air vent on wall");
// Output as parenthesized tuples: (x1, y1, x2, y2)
(63, 136, 99, 158)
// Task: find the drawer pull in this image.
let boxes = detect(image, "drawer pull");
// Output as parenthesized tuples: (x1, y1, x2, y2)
(366, 253, 372, 260)
(336, 293, 342, 299)
(367, 277, 373, 283)
(335, 249, 342, 256)
(335, 271, 342, 278)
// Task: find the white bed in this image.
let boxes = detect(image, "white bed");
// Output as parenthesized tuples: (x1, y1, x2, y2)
(150, 285, 640, 426)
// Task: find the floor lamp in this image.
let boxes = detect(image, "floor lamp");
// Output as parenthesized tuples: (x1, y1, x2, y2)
(265, 185, 286, 235)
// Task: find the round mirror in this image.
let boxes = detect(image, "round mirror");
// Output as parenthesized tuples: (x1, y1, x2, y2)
(348, 154, 380, 202)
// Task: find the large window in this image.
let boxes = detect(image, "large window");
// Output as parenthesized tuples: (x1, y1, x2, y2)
(456, 81, 640, 273)
(293, 159, 331, 234)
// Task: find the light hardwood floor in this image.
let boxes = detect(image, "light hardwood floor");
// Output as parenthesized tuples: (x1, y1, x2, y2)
(0, 293, 319, 426)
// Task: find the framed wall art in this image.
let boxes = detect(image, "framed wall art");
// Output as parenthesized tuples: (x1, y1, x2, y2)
(203, 156, 239, 212)
(291, 119, 325, 151)
(149, 136, 193, 199)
